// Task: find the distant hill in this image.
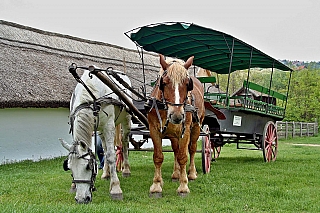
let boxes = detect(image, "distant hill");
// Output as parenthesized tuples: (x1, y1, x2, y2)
(280, 60, 320, 70)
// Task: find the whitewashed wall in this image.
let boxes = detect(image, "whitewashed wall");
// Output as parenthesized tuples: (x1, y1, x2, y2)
(0, 108, 72, 164)
(0, 108, 173, 164)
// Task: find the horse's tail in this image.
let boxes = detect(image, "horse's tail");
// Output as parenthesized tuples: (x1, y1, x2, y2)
(114, 124, 122, 147)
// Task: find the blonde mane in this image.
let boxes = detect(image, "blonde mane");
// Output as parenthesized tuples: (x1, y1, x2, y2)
(160, 58, 189, 85)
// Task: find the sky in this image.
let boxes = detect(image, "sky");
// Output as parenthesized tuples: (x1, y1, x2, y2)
(1, 0, 320, 61)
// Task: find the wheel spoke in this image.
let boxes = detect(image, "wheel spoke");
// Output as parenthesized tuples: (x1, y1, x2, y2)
(205, 137, 210, 172)
(202, 125, 211, 174)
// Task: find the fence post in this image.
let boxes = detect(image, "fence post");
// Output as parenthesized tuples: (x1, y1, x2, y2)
(292, 121, 295, 138)
(300, 122, 303, 137)
(313, 123, 315, 136)
(285, 121, 288, 139)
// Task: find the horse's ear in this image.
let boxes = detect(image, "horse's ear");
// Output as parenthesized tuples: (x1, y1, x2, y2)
(184, 56, 194, 69)
(160, 54, 169, 70)
(59, 138, 71, 151)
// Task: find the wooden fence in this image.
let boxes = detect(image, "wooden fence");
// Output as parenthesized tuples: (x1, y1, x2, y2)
(276, 121, 318, 139)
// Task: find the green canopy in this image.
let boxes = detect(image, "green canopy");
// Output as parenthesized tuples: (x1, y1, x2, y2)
(126, 22, 292, 74)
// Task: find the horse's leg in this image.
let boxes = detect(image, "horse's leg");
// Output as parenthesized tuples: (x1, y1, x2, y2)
(100, 134, 110, 179)
(176, 131, 191, 196)
(149, 127, 164, 198)
(170, 138, 180, 181)
(120, 112, 131, 177)
(100, 105, 123, 200)
(188, 124, 200, 180)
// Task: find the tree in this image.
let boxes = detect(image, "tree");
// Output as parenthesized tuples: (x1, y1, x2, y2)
(285, 68, 320, 122)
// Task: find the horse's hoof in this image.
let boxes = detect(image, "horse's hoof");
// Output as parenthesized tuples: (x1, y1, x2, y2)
(149, 192, 162, 198)
(171, 178, 179, 182)
(111, 193, 123, 200)
(188, 174, 197, 181)
(101, 175, 110, 180)
(70, 183, 76, 193)
(177, 192, 189, 197)
(122, 172, 131, 177)
(69, 188, 76, 193)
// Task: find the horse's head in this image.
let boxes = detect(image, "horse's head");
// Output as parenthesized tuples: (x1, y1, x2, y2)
(159, 54, 194, 124)
(61, 139, 97, 204)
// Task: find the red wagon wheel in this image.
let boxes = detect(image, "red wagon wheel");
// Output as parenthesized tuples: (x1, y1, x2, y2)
(262, 121, 278, 162)
(201, 124, 212, 174)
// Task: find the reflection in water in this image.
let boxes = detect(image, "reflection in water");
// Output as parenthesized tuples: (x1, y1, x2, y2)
(0, 108, 72, 164)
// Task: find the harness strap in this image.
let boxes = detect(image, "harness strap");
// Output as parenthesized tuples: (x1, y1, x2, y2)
(145, 98, 198, 136)
(69, 97, 125, 134)
(184, 104, 196, 112)
(72, 179, 92, 184)
(144, 98, 167, 111)
(148, 97, 166, 133)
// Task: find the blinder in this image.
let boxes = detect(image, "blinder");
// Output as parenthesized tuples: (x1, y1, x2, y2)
(87, 158, 94, 170)
(63, 156, 92, 171)
(159, 76, 164, 91)
(63, 158, 70, 171)
(187, 77, 193, 91)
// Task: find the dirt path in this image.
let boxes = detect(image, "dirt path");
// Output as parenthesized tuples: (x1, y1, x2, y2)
(292, 143, 320, 147)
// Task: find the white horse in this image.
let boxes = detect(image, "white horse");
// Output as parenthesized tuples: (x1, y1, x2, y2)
(59, 69, 132, 203)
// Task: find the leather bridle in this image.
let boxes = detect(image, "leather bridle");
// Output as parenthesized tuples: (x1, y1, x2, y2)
(147, 69, 196, 137)
(64, 141, 98, 192)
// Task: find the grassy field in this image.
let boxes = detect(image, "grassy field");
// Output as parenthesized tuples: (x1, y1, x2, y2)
(1, 136, 320, 212)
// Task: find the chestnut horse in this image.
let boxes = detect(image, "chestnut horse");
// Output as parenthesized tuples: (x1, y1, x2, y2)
(147, 55, 205, 197)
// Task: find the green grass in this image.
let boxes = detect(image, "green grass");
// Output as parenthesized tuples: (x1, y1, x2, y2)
(1, 136, 320, 212)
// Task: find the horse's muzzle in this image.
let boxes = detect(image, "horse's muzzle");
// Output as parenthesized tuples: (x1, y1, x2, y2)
(169, 112, 185, 124)
(75, 195, 92, 204)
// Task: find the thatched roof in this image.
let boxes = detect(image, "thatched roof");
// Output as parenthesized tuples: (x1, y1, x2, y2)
(0, 20, 161, 108)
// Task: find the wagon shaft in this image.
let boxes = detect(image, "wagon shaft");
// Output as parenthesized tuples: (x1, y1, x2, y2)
(94, 71, 149, 128)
